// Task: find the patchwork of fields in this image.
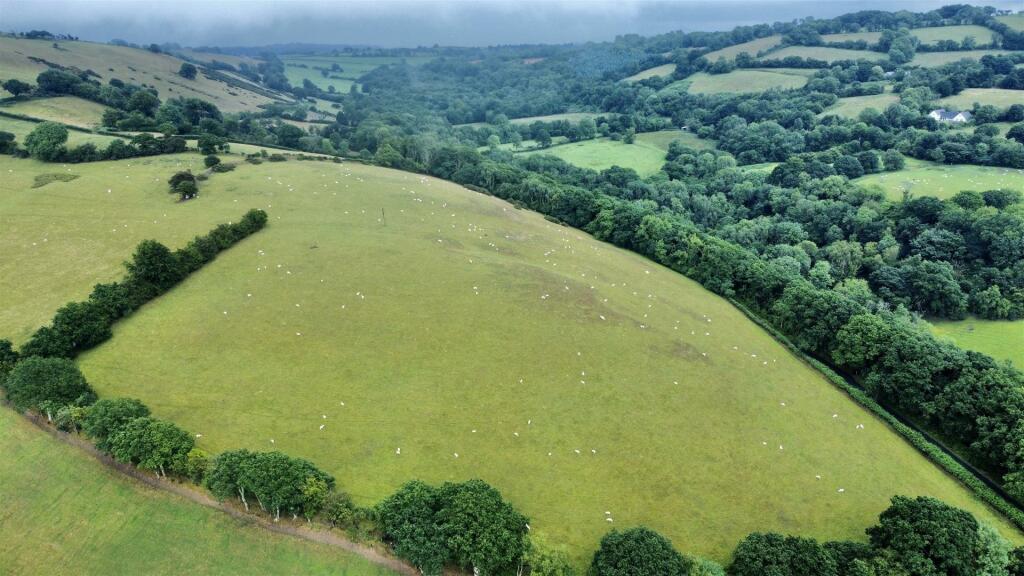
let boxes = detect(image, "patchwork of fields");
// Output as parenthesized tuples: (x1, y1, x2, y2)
(281, 54, 433, 93)
(0, 151, 1013, 565)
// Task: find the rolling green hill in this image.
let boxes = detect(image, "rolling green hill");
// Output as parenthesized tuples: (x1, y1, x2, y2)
(0, 150, 1010, 565)
(519, 131, 711, 175)
(856, 159, 1024, 201)
(667, 69, 815, 95)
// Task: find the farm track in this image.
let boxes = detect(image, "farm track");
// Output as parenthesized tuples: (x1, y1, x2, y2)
(21, 411, 419, 576)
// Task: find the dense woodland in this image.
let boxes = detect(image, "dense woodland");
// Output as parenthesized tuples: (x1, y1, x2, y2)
(3, 3, 1024, 575)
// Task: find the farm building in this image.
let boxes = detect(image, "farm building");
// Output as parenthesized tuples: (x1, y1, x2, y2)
(929, 109, 973, 123)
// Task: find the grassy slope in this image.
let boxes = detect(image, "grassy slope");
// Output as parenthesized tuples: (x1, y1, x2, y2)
(624, 63, 677, 82)
(1, 154, 999, 565)
(819, 93, 900, 119)
(822, 31, 883, 43)
(1, 96, 108, 128)
(0, 116, 123, 148)
(704, 36, 783, 61)
(911, 25, 997, 45)
(930, 318, 1024, 369)
(0, 406, 398, 576)
(765, 46, 886, 63)
(855, 159, 1024, 201)
(281, 55, 433, 93)
(678, 69, 814, 95)
(997, 14, 1024, 32)
(937, 88, 1024, 109)
(457, 113, 608, 129)
(911, 50, 1019, 67)
(0, 36, 282, 113)
(519, 131, 710, 175)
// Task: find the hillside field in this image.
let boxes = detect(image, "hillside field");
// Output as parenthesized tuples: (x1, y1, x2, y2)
(0, 96, 108, 128)
(519, 130, 711, 175)
(0, 36, 286, 113)
(704, 35, 782, 61)
(821, 31, 883, 44)
(0, 406, 398, 575)
(936, 88, 1024, 109)
(819, 93, 900, 119)
(997, 14, 1024, 32)
(624, 63, 677, 82)
(764, 46, 885, 63)
(913, 24, 997, 45)
(911, 50, 1019, 67)
(281, 54, 433, 93)
(0, 116, 123, 149)
(856, 159, 1024, 201)
(673, 69, 815, 95)
(0, 151, 997, 565)
(930, 318, 1024, 369)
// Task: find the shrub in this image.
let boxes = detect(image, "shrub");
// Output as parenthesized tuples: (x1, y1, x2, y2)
(590, 527, 691, 576)
(210, 162, 235, 173)
(204, 155, 221, 168)
(81, 397, 151, 452)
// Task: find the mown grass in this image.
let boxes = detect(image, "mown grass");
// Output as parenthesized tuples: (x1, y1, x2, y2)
(930, 317, 1024, 370)
(937, 88, 1024, 109)
(0, 406, 398, 575)
(1, 96, 108, 128)
(704, 36, 783, 61)
(0, 36, 280, 113)
(673, 69, 815, 95)
(855, 159, 1024, 201)
(911, 50, 1020, 67)
(819, 93, 900, 119)
(2, 153, 1003, 565)
(764, 46, 886, 63)
(624, 63, 677, 82)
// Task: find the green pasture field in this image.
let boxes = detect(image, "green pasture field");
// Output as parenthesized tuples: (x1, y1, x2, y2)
(518, 130, 709, 175)
(0, 115, 123, 147)
(822, 31, 883, 44)
(764, 46, 886, 63)
(911, 25, 997, 45)
(704, 35, 783, 61)
(0, 36, 283, 113)
(624, 63, 677, 82)
(855, 159, 1024, 201)
(0, 406, 397, 575)
(457, 113, 608, 129)
(930, 317, 1024, 369)
(672, 69, 815, 95)
(1, 96, 108, 128)
(911, 50, 1019, 67)
(178, 49, 260, 68)
(281, 54, 432, 93)
(819, 93, 900, 119)
(936, 88, 1024, 109)
(0, 152, 999, 565)
(997, 14, 1024, 32)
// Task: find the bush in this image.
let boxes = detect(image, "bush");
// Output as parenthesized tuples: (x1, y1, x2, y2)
(204, 155, 221, 168)
(590, 527, 691, 576)
(81, 397, 151, 452)
(268, 153, 287, 162)
(175, 180, 198, 200)
(210, 162, 235, 173)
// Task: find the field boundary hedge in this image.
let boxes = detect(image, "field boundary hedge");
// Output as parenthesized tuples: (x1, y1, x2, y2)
(728, 297, 1024, 530)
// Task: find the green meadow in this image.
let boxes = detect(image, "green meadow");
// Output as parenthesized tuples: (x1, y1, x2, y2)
(1, 96, 108, 128)
(930, 318, 1024, 370)
(936, 88, 1024, 109)
(0, 151, 998, 565)
(520, 130, 711, 175)
(673, 69, 815, 95)
(856, 159, 1024, 201)
(624, 63, 677, 82)
(911, 50, 1019, 67)
(0, 116, 123, 148)
(997, 14, 1024, 32)
(911, 25, 997, 45)
(765, 46, 885, 63)
(0, 406, 398, 576)
(704, 36, 783, 61)
(281, 54, 433, 93)
(819, 93, 900, 119)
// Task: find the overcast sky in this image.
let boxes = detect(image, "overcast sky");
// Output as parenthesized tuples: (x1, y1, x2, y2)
(1, 0, 1019, 49)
